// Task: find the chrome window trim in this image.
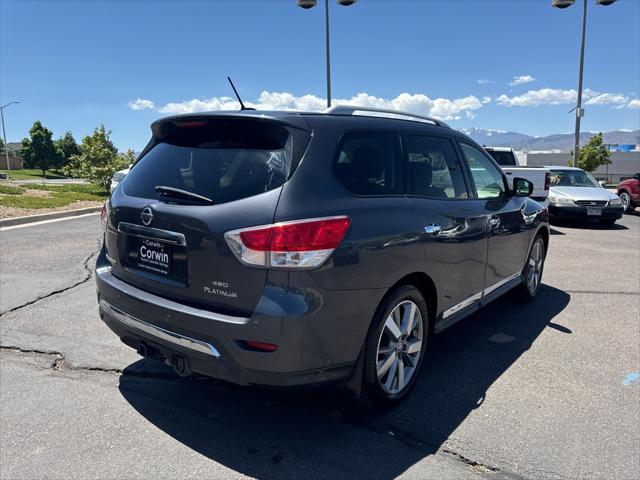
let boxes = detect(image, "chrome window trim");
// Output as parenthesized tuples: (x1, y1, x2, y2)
(96, 267, 249, 325)
(99, 299, 220, 358)
(441, 271, 522, 319)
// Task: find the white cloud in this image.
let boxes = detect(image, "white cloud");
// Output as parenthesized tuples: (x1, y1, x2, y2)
(496, 88, 576, 107)
(477, 79, 495, 85)
(509, 75, 536, 86)
(628, 98, 640, 109)
(585, 92, 628, 107)
(481, 96, 492, 104)
(128, 98, 155, 110)
(497, 88, 631, 108)
(135, 91, 485, 121)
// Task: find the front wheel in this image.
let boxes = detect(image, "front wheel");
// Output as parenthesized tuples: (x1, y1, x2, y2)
(619, 191, 633, 214)
(362, 285, 428, 409)
(517, 236, 546, 301)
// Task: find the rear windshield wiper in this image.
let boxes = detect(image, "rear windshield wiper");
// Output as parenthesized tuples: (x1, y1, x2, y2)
(154, 185, 214, 204)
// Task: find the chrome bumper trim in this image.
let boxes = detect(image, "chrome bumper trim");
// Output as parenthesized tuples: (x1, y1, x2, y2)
(96, 267, 249, 325)
(99, 299, 220, 358)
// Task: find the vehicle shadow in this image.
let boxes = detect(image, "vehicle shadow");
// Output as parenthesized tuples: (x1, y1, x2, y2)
(551, 219, 629, 230)
(118, 285, 570, 479)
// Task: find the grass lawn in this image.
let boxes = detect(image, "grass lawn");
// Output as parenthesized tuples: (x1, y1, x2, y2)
(0, 183, 108, 209)
(0, 169, 69, 180)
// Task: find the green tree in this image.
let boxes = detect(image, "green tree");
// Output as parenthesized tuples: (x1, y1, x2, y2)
(54, 131, 80, 172)
(21, 121, 60, 178)
(575, 133, 612, 172)
(0, 137, 4, 156)
(67, 125, 132, 191)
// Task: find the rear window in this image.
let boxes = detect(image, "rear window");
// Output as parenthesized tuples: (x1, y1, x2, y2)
(122, 118, 309, 205)
(486, 149, 517, 166)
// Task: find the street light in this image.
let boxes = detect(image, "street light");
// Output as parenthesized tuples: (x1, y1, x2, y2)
(0, 101, 20, 179)
(552, 0, 617, 167)
(297, 0, 357, 108)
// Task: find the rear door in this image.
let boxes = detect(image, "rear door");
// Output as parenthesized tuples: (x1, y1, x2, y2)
(105, 116, 310, 316)
(457, 142, 530, 293)
(403, 134, 489, 322)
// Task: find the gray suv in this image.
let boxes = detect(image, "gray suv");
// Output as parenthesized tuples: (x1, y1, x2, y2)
(96, 106, 549, 407)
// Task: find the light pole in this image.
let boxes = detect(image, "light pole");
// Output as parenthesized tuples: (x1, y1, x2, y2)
(1, 101, 20, 179)
(552, 0, 617, 167)
(297, 0, 357, 108)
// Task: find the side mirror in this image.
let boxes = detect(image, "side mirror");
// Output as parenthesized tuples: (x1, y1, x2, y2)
(513, 177, 533, 197)
(598, 180, 607, 187)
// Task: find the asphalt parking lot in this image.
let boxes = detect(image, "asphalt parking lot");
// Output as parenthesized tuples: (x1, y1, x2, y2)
(1, 213, 638, 480)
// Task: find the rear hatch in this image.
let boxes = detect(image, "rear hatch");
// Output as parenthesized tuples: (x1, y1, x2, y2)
(105, 115, 311, 316)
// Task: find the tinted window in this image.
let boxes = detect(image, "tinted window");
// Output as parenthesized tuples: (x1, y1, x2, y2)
(459, 142, 507, 199)
(405, 135, 468, 199)
(486, 149, 517, 166)
(335, 132, 402, 196)
(123, 119, 305, 205)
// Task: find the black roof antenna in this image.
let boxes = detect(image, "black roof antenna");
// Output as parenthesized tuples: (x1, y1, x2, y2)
(227, 77, 255, 111)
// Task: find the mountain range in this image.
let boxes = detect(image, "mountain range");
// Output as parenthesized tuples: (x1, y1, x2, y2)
(458, 128, 639, 151)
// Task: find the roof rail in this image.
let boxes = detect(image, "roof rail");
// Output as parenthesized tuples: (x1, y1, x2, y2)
(323, 105, 450, 128)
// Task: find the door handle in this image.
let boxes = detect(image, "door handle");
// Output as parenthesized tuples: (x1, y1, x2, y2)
(424, 224, 442, 236)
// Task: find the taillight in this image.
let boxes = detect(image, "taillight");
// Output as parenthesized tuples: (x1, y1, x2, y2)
(544, 172, 550, 191)
(224, 216, 351, 269)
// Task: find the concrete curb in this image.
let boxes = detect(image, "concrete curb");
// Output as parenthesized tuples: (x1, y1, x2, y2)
(0, 206, 102, 228)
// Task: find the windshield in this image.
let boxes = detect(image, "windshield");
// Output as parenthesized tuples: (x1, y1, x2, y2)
(550, 169, 599, 188)
(122, 118, 306, 205)
(486, 150, 517, 166)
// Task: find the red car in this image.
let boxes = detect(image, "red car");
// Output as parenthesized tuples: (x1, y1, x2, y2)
(617, 173, 640, 213)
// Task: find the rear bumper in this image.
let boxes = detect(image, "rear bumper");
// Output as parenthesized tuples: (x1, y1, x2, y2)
(95, 249, 380, 388)
(549, 204, 623, 220)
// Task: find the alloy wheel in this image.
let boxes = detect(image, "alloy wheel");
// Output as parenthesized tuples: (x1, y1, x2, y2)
(376, 300, 423, 395)
(620, 192, 630, 212)
(526, 241, 544, 296)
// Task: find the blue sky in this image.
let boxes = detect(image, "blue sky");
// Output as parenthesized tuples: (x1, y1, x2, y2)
(1, 0, 639, 151)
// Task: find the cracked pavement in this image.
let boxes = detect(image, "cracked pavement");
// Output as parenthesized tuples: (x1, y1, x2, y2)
(1, 213, 639, 479)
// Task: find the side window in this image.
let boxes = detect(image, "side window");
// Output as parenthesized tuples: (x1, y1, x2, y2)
(405, 135, 468, 199)
(459, 142, 507, 200)
(335, 132, 402, 196)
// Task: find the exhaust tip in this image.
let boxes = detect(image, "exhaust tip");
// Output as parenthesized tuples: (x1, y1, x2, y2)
(172, 354, 191, 377)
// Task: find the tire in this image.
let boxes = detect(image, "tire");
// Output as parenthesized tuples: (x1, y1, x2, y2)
(619, 191, 633, 214)
(362, 285, 429, 409)
(600, 218, 616, 227)
(516, 235, 546, 302)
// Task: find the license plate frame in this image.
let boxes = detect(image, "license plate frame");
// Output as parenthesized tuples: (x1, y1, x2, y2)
(586, 208, 602, 216)
(136, 238, 172, 275)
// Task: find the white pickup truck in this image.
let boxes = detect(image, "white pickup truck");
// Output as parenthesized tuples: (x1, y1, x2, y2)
(484, 147, 550, 203)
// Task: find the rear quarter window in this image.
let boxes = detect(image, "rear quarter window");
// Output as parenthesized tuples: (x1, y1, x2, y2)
(334, 131, 403, 196)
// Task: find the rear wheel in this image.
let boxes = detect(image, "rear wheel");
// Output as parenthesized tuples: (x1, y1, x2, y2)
(619, 191, 633, 214)
(362, 285, 428, 408)
(517, 236, 545, 301)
